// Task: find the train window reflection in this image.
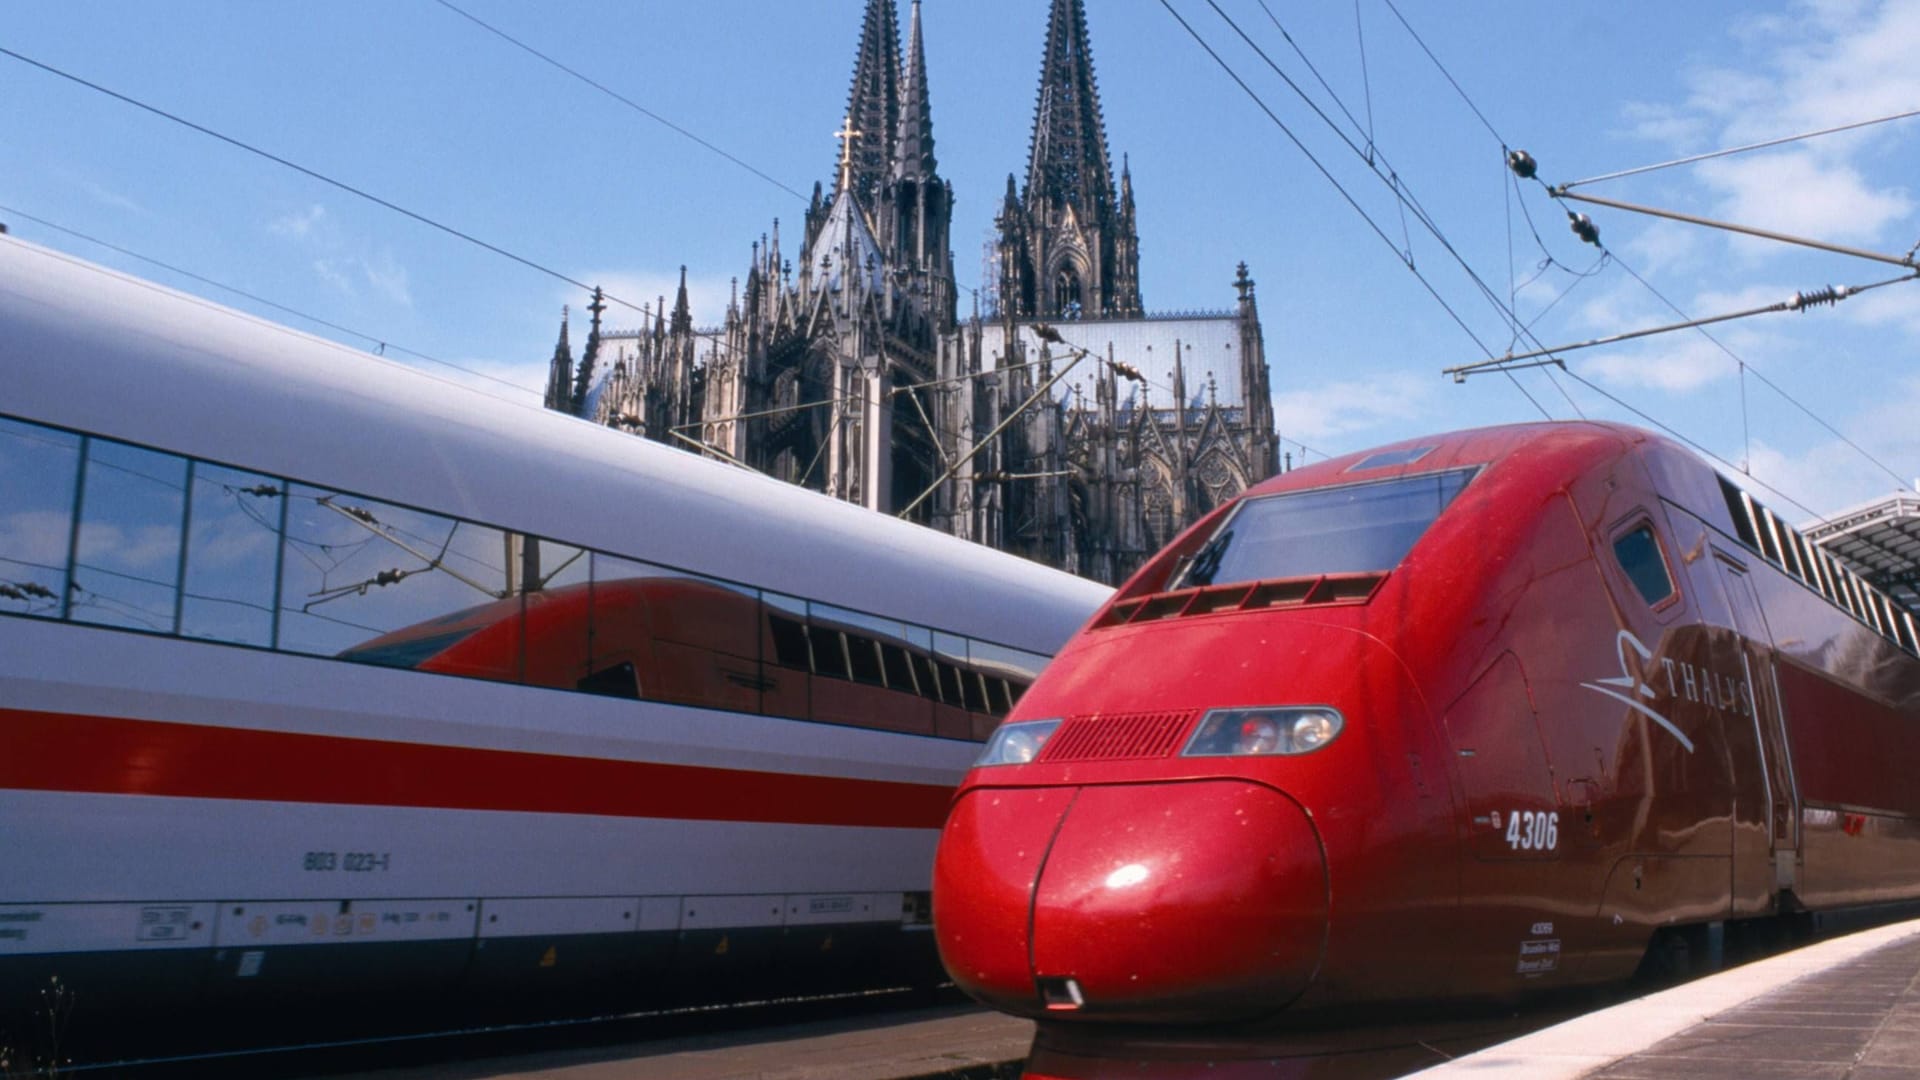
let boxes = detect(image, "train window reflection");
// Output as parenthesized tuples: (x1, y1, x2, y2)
(517, 540, 588, 690)
(180, 463, 282, 647)
(0, 418, 81, 619)
(71, 440, 187, 632)
(278, 485, 510, 661)
(762, 592, 811, 718)
(590, 554, 765, 713)
(1612, 525, 1674, 607)
(1178, 468, 1475, 589)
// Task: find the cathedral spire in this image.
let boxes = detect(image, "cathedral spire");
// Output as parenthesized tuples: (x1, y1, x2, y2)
(840, 0, 901, 210)
(894, 0, 936, 183)
(997, 0, 1142, 320)
(671, 265, 693, 334)
(1024, 0, 1115, 220)
(543, 305, 573, 413)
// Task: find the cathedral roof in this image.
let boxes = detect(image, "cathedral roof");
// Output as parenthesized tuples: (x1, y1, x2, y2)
(976, 315, 1247, 410)
(815, 189, 887, 297)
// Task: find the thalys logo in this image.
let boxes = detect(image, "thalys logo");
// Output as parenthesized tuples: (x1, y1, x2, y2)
(1579, 630, 1754, 754)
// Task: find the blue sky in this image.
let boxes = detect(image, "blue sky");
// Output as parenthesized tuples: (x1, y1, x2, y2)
(5, 0, 1918, 524)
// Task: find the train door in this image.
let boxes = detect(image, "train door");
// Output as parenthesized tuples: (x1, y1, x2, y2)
(1713, 552, 1799, 903)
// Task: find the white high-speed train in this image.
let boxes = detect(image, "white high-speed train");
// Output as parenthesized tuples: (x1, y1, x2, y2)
(0, 234, 1109, 1036)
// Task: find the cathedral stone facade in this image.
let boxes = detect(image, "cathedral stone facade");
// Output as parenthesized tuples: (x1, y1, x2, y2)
(543, 0, 1277, 585)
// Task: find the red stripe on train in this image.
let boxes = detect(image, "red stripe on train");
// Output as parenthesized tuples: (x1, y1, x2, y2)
(0, 709, 956, 829)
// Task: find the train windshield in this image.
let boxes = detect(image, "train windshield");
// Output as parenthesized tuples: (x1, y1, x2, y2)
(1178, 468, 1476, 588)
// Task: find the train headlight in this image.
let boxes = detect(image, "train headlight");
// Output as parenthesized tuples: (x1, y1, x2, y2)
(975, 719, 1062, 766)
(1183, 707, 1344, 757)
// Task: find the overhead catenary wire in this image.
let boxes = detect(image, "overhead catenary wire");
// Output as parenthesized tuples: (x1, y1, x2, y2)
(430, 0, 809, 203)
(1377, 5, 1916, 502)
(1446, 270, 1915, 376)
(1604, 253, 1917, 496)
(1169, 0, 1558, 421)
(1558, 366, 1824, 523)
(0, 45, 732, 355)
(0, 204, 541, 399)
(1508, 147, 1920, 495)
(1558, 108, 1920, 191)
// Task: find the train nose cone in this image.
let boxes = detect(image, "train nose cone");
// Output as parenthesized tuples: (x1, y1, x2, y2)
(935, 782, 1327, 1023)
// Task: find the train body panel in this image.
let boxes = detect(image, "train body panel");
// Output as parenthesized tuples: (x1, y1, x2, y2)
(0, 236, 1111, 1032)
(934, 421, 1920, 1034)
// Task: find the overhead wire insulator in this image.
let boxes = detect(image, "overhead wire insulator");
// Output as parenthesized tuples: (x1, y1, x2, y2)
(1569, 212, 1601, 247)
(1789, 284, 1851, 310)
(1506, 149, 1537, 179)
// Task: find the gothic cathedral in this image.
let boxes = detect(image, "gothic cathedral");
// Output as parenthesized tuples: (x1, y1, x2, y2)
(543, 0, 1277, 586)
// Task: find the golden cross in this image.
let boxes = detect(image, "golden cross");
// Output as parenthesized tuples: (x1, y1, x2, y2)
(835, 114, 863, 191)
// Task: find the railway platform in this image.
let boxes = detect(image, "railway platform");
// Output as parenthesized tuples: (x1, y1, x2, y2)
(1411, 916, 1920, 1079)
(340, 1002, 1032, 1080)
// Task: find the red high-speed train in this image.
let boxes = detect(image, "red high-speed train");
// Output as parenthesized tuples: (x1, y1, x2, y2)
(932, 421, 1920, 1072)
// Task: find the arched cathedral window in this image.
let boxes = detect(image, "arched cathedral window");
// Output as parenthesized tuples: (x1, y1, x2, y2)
(1143, 481, 1176, 553)
(1055, 268, 1084, 320)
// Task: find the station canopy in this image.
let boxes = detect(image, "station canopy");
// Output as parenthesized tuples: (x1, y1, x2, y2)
(1806, 491, 1920, 617)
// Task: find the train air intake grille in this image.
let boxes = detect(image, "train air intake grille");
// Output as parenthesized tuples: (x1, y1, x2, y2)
(1038, 710, 1199, 762)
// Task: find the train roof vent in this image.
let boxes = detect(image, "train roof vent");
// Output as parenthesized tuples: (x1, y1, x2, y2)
(1038, 710, 1200, 763)
(1095, 573, 1388, 628)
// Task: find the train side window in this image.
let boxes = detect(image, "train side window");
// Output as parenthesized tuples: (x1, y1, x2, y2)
(1781, 526, 1812, 584)
(912, 653, 943, 701)
(846, 633, 885, 686)
(1719, 477, 1760, 549)
(578, 661, 640, 699)
(180, 463, 283, 647)
(517, 539, 588, 689)
(961, 669, 990, 713)
(761, 592, 811, 720)
(0, 417, 83, 620)
(768, 613, 811, 668)
(809, 625, 850, 679)
(279, 485, 510, 661)
(1612, 523, 1675, 608)
(880, 642, 917, 692)
(936, 660, 965, 702)
(968, 639, 1049, 694)
(934, 631, 970, 701)
(71, 439, 188, 632)
(987, 677, 1014, 717)
(1753, 503, 1782, 565)
(1811, 549, 1838, 602)
(1007, 678, 1030, 706)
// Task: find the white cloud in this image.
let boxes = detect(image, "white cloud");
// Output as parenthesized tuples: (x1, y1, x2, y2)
(80, 179, 144, 215)
(1579, 335, 1740, 394)
(361, 251, 412, 307)
(272, 203, 413, 309)
(1622, 222, 1703, 277)
(1733, 374, 1920, 519)
(1272, 373, 1437, 446)
(1696, 153, 1911, 247)
(1620, 1, 1920, 261)
(270, 204, 326, 238)
(312, 258, 354, 295)
(1832, 281, 1920, 338)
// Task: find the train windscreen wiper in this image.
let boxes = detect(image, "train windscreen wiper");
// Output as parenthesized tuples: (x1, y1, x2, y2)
(1184, 529, 1234, 587)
